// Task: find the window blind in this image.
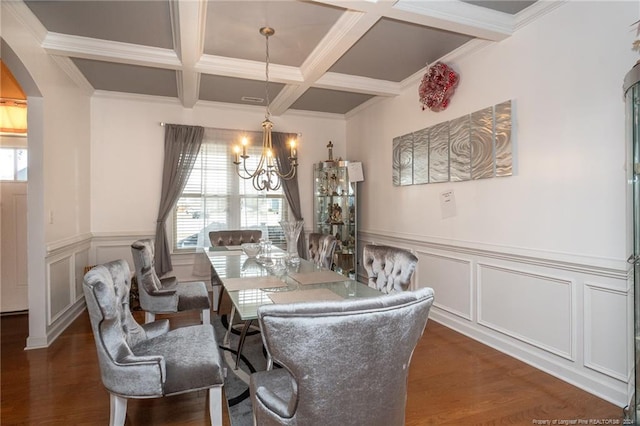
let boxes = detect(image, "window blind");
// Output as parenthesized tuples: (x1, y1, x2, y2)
(174, 128, 288, 250)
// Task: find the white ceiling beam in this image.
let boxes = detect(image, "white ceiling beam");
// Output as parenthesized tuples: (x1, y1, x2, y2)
(390, 0, 513, 41)
(170, 0, 207, 108)
(41, 32, 181, 69)
(196, 55, 304, 84)
(311, 0, 513, 41)
(269, 9, 381, 116)
(315, 72, 401, 97)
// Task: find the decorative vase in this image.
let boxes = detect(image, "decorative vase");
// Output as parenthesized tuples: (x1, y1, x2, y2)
(279, 219, 303, 264)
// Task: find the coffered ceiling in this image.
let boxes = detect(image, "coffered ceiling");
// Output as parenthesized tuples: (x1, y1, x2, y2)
(12, 0, 538, 116)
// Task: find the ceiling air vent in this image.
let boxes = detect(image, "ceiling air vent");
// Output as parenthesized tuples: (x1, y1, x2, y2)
(241, 96, 264, 103)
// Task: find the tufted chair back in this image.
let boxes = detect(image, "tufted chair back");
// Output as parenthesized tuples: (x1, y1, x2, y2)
(307, 233, 337, 269)
(131, 239, 178, 312)
(209, 229, 262, 247)
(362, 244, 418, 294)
(83, 259, 168, 397)
(84, 259, 224, 426)
(250, 287, 435, 426)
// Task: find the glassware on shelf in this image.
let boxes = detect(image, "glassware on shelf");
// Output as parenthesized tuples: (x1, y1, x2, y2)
(313, 161, 358, 278)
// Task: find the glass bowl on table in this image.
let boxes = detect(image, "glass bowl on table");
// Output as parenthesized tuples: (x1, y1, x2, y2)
(241, 242, 262, 258)
(258, 252, 298, 292)
(255, 251, 288, 267)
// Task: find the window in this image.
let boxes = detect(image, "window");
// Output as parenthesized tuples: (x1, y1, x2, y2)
(0, 147, 27, 181)
(174, 128, 288, 250)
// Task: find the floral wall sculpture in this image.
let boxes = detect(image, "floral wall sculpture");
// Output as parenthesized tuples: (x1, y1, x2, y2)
(392, 100, 513, 186)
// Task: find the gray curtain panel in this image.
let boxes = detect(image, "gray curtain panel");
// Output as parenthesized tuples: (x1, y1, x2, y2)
(272, 132, 306, 259)
(155, 124, 204, 276)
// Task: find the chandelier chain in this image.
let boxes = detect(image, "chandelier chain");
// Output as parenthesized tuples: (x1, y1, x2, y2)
(231, 26, 298, 192)
(265, 31, 271, 119)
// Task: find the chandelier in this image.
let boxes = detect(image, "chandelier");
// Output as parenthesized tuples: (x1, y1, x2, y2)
(233, 26, 298, 191)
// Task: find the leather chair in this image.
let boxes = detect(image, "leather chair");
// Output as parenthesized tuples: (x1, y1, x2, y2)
(307, 232, 337, 269)
(250, 287, 435, 426)
(83, 259, 224, 426)
(362, 244, 418, 293)
(131, 239, 211, 324)
(208, 229, 262, 312)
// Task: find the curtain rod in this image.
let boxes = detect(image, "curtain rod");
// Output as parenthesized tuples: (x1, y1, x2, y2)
(159, 121, 300, 137)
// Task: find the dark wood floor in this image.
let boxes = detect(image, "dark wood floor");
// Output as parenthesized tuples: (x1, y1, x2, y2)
(1, 305, 625, 425)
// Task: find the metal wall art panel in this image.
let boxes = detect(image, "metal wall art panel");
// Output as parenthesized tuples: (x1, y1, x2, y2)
(392, 136, 401, 186)
(392, 133, 414, 186)
(413, 128, 429, 184)
(429, 121, 450, 183)
(495, 100, 513, 177)
(392, 100, 513, 187)
(470, 106, 494, 180)
(449, 115, 471, 182)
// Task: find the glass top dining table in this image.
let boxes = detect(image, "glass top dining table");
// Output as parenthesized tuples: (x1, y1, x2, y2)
(205, 246, 381, 321)
(205, 245, 382, 369)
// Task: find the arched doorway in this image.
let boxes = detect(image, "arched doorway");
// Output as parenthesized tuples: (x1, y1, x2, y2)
(1, 59, 29, 313)
(1, 38, 47, 348)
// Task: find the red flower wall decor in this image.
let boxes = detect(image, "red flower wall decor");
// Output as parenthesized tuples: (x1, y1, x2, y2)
(419, 62, 459, 112)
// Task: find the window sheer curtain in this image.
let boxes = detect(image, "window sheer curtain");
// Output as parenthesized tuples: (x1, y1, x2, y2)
(273, 132, 306, 259)
(155, 124, 204, 276)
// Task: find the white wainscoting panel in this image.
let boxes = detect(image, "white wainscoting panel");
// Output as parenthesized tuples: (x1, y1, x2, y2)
(95, 245, 135, 269)
(48, 257, 72, 324)
(44, 236, 92, 345)
(584, 283, 628, 381)
(356, 231, 630, 405)
(477, 263, 574, 360)
(417, 251, 472, 321)
(74, 250, 89, 302)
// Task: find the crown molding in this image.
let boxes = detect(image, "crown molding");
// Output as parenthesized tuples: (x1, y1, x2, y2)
(515, 0, 568, 31)
(391, 0, 513, 40)
(49, 56, 94, 96)
(3, 0, 48, 45)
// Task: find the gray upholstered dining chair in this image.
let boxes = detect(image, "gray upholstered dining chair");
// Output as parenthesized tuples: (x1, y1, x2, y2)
(362, 244, 418, 294)
(209, 229, 263, 247)
(83, 259, 225, 426)
(131, 239, 211, 324)
(208, 229, 262, 312)
(250, 287, 435, 426)
(307, 232, 337, 270)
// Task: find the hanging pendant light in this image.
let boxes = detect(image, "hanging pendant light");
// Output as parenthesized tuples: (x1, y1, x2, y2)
(232, 27, 298, 191)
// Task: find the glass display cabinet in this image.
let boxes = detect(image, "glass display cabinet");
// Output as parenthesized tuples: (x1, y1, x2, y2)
(625, 60, 640, 425)
(313, 160, 358, 278)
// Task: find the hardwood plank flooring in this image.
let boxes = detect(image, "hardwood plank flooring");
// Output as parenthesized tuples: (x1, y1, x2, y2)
(1, 308, 625, 425)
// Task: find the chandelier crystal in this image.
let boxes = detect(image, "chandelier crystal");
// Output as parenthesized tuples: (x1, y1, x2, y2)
(233, 27, 298, 191)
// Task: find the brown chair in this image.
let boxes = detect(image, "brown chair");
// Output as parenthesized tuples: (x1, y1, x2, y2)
(307, 232, 337, 270)
(208, 229, 262, 312)
(362, 244, 418, 294)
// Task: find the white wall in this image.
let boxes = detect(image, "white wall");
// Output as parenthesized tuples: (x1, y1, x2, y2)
(89, 93, 346, 267)
(346, 1, 638, 406)
(349, 1, 634, 262)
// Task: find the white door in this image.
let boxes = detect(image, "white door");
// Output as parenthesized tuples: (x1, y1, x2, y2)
(1, 181, 28, 312)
